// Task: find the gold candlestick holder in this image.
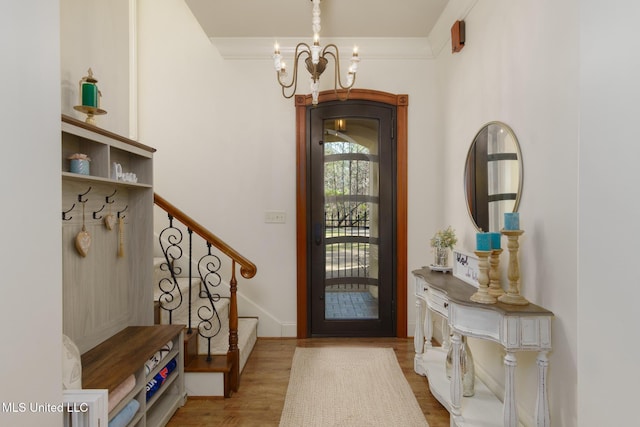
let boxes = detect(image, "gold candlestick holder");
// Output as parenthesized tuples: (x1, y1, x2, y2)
(73, 68, 107, 125)
(73, 105, 107, 125)
(498, 229, 529, 305)
(488, 249, 504, 297)
(470, 250, 496, 304)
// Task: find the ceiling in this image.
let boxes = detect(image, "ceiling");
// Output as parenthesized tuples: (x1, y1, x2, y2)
(184, 0, 450, 39)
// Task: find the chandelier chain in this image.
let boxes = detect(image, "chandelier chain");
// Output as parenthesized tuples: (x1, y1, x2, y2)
(312, 0, 321, 35)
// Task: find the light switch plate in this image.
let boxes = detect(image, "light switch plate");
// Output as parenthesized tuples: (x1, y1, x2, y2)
(265, 211, 286, 223)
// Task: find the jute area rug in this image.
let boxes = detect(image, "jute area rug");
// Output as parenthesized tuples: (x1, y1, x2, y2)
(279, 347, 429, 427)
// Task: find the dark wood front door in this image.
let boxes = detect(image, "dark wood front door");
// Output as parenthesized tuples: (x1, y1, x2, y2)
(308, 100, 396, 336)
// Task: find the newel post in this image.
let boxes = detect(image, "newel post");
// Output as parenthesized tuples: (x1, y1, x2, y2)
(228, 260, 240, 393)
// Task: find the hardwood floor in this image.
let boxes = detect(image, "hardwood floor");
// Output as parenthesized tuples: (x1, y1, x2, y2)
(167, 337, 450, 426)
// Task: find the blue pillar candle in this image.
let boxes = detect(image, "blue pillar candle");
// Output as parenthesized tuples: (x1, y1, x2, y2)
(476, 232, 492, 251)
(504, 212, 520, 230)
(489, 232, 501, 250)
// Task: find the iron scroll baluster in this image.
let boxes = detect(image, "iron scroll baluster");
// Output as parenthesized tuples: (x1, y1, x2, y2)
(197, 242, 223, 362)
(158, 214, 184, 325)
(157, 213, 224, 360)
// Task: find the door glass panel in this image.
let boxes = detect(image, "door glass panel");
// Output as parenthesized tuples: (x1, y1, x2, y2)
(322, 118, 379, 320)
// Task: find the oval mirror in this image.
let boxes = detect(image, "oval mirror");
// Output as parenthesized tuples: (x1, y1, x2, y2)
(464, 121, 523, 232)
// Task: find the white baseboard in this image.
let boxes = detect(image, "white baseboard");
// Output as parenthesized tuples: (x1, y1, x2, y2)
(280, 323, 297, 337)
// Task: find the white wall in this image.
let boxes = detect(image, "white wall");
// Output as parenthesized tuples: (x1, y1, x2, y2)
(60, 0, 132, 137)
(0, 1, 62, 426)
(434, 0, 579, 425)
(137, 0, 439, 337)
(58, 1, 640, 425)
(579, 1, 640, 426)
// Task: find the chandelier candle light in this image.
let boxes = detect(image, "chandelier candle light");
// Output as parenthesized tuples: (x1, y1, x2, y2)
(273, 0, 360, 106)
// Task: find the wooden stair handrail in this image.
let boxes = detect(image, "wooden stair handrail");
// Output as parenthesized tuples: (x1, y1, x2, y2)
(154, 193, 257, 279)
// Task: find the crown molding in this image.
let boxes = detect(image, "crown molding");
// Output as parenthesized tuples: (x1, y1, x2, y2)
(209, 0, 478, 61)
(211, 37, 434, 60)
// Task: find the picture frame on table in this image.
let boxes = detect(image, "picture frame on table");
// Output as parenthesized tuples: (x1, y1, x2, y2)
(453, 249, 480, 288)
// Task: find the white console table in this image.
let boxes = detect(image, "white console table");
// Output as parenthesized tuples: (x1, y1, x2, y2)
(413, 268, 553, 427)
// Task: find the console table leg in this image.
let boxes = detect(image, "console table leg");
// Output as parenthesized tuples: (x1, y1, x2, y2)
(450, 332, 462, 416)
(504, 351, 518, 427)
(414, 299, 430, 376)
(442, 318, 450, 349)
(424, 301, 433, 349)
(535, 351, 550, 427)
(414, 299, 425, 354)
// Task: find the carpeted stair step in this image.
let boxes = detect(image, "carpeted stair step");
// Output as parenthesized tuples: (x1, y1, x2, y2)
(184, 317, 258, 397)
(194, 317, 257, 371)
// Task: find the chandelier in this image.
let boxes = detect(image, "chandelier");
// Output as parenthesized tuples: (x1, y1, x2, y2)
(272, 0, 360, 106)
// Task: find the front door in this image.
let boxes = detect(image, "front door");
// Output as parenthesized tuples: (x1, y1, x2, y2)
(309, 100, 396, 336)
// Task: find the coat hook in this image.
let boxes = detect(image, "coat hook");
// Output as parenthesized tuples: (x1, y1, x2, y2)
(62, 203, 76, 221)
(93, 204, 105, 220)
(78, 187, 92, 203)
(106, 189, 117, 204)
(117, 205, 128, 219)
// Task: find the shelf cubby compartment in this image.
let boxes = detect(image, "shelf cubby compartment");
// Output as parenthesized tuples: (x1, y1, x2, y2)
(147, 380, 183, 427)
(61, 131, 109, 179)
(110, 145, 153, 185)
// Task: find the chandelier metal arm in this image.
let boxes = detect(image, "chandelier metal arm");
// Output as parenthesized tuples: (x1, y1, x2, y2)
(321, 45, 356, 92)
(317, 48, 355, 103)
(277, 43, 313, 99)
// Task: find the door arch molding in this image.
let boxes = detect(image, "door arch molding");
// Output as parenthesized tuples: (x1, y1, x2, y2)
(295, 89, 408, 338)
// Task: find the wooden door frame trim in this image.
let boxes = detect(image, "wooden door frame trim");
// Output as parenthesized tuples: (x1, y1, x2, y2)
(295, 89, 409, 338)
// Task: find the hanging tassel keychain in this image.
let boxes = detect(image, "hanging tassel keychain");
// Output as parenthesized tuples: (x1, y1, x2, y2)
(118, 215, 125, 257)
(75, 201, 91, 257)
